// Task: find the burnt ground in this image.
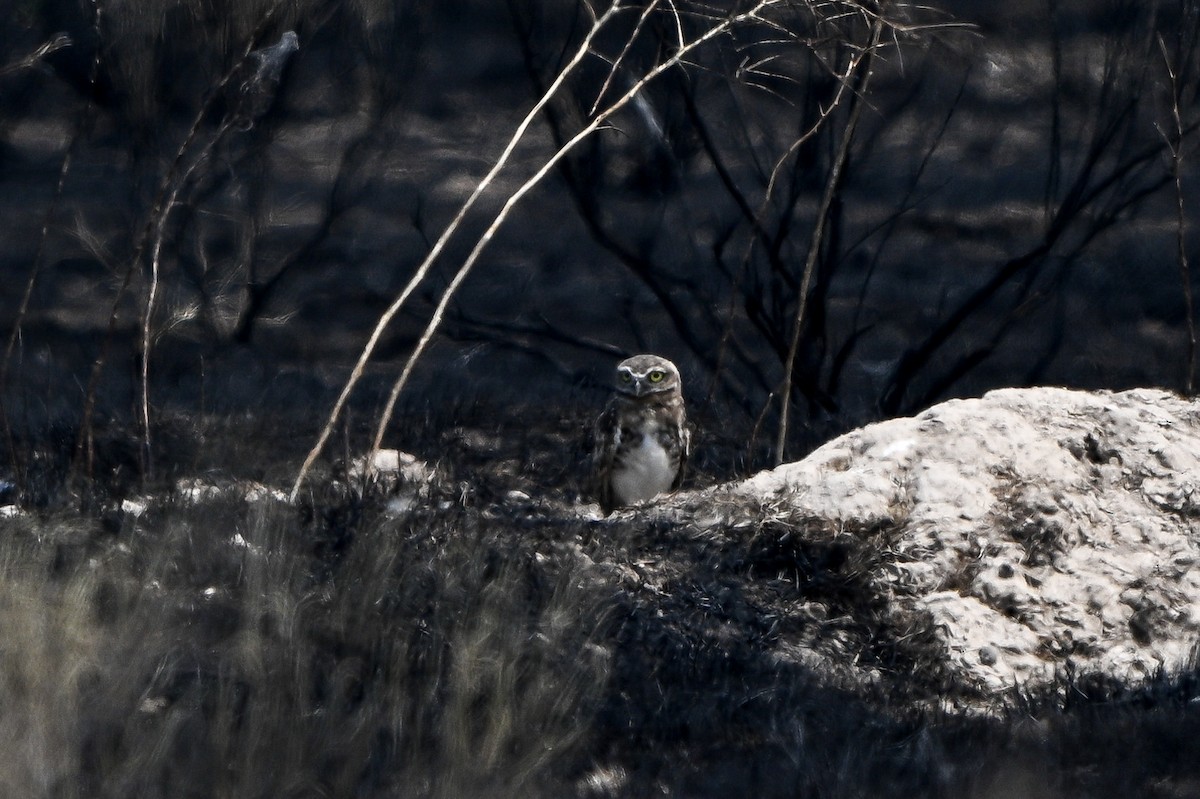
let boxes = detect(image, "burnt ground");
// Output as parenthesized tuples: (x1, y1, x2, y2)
(2, 0, 1200, 796)
(3, 411, 1200, 798)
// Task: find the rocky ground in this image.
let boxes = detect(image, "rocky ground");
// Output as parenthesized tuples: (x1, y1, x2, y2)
(704, 387, 1200, 698)
(3, 387, 1199, 797)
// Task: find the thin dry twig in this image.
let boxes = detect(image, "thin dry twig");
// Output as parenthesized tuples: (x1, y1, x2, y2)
(589, 0, 662, 117)
(0, 33, 72, 79)
(72, 2, 288, 483)
(289, 2, 624, 499)
(140, 119, 237, 478)
(366, 2, 792, 454)
(775, 12, 885, 465)
(139, 28, 298, 479)
(1158, 34, 1195, 394)
(704, 15, 873, 420)
(291, 0, 790, 498)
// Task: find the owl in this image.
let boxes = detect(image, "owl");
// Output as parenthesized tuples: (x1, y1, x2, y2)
(592, 354, 690, 514)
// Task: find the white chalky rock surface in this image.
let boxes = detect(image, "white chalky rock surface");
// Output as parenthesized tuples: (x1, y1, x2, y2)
(735, 387, 1200, 693)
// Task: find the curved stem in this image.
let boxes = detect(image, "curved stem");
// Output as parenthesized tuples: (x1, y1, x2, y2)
(775, 14, 883, 465)
(289, 2, 624, 499)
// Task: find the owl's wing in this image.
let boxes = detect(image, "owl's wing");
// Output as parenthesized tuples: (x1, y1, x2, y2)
(671, 418, 691, 492)
(591, 401, 619, 514)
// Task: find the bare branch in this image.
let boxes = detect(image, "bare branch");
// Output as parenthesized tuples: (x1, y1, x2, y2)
(589, 0, 662, 117)
(290, 1, 625, 499)
(362, 1, 797, 469)
(706, 28, 866, 414)
(1159, 33, 1195, 394)
(73, 1, 289, 483)
(775, 13, 885, 464)
(0, 33, 72, 79)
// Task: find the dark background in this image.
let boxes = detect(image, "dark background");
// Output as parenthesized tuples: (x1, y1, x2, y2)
(1, 0, 1197, 481)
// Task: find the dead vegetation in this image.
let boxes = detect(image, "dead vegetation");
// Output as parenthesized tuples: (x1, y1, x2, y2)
(3, 0, 1200, 795)
(2, 414, 1200, 796)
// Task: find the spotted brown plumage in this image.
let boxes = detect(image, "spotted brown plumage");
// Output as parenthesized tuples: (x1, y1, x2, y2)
(592, 354, 690, 514)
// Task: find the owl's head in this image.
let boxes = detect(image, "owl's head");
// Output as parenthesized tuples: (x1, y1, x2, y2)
(614, 354, 682, 398)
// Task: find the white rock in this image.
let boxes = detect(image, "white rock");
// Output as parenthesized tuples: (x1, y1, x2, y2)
(120, 498, 149, 517)
(347, 449, 434, 484)
(176, 479, 224, 502)
(731, 387, 1200, 694)
(385, 495, 417, 516)
(175, 478, 289, 505)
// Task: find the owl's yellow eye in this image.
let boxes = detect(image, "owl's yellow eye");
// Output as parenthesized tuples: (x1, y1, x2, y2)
(620, 372, 633, 383)
(648, 370, 665, 383)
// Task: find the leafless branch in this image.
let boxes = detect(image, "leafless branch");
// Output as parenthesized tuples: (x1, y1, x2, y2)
(0, 33, 72, 79)
(290, 1, 625, 499)
(775, 12, 884, 465)
(73, 1, 289, 483)
(361, 1, 799, 469)
(1159, 34, 1195, 394)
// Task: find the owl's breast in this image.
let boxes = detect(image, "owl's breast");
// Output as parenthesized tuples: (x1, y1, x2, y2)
(611, 420, 679, 506)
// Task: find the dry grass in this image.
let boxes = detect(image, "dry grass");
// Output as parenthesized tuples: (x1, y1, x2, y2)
(0, 478, 612, 798)
(0, 412, 1199, 796)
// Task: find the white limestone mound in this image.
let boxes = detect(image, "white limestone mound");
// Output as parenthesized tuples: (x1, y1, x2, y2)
(735, 387, 1200, 694)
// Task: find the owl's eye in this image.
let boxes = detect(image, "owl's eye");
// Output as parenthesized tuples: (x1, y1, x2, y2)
(648, 370, 665, 383)
(619, 372, 633, 383)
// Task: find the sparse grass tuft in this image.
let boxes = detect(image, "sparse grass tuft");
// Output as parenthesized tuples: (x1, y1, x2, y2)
(0, 463, 613, 798)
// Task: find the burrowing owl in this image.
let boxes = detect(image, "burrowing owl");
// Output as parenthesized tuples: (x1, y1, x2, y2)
(592, 354, 690, 514)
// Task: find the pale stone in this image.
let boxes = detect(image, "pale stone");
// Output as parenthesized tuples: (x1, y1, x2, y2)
(712, 387, 1200, 695)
